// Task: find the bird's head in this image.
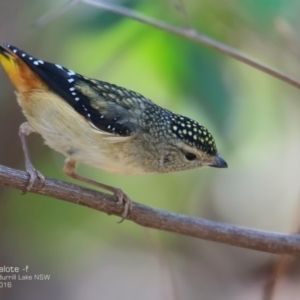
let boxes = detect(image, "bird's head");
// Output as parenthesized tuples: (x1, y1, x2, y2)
(148, 113, 227, 173)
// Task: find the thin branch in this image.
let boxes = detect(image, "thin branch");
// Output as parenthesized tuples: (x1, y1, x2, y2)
(263, 194, 300, 300)
(1, 164, 300, 256)
(35, 0, 300, 90)
(35, 0, 81, 27)
(145, 229, 180, 300)
(263, 256, 293, 300)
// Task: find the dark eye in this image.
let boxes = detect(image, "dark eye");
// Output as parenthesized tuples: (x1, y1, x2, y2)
(185, 153, 197, 161)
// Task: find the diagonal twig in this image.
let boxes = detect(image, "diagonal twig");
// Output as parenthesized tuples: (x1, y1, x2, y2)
(1, 164, 300, 256)
(263, 193, 300, 300)
(35, 0, 300, 90)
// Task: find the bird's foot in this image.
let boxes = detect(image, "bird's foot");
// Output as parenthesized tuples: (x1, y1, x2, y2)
(114, 189, 133, 223)
(23, 162, 45, 194)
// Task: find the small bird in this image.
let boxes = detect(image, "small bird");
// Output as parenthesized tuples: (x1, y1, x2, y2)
(0, 44, 227, 221)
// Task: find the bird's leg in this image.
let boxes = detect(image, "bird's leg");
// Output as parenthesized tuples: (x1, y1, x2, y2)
(19, 122, 45, 193)
(63, 158, 132, 222)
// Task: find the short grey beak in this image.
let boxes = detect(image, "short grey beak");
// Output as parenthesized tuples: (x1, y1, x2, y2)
(209, 155, 228, 168)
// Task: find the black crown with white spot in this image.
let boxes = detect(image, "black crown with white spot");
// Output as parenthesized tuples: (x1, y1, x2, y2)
(170, 115, 217, 156)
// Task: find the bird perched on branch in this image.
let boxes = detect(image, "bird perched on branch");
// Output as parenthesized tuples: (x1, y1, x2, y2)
(0, 44, 227, 221)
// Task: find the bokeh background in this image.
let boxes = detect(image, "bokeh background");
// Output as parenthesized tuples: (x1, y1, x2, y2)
(1, 0, 300, 299)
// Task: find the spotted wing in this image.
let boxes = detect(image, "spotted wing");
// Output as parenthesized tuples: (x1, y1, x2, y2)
(5, 44, 152, 137)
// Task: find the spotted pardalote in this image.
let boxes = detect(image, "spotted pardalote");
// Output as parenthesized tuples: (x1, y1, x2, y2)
(0, 44, 227, 221)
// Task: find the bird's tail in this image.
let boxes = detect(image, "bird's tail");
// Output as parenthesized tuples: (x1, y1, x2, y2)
(0, 44, 45, 92)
